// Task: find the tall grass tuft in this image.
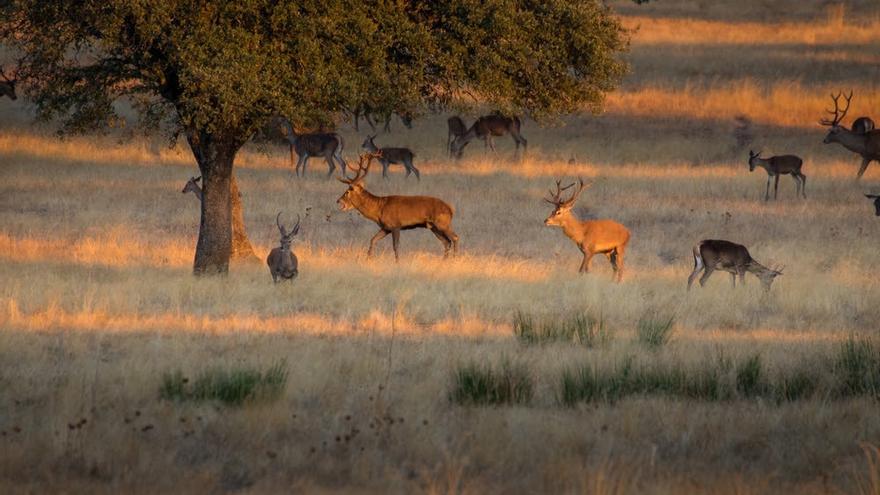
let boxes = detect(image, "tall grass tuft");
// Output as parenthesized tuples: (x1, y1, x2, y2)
(450, 359, 533, 406)
(735, 354, 765, 398)
(834, 336, 879, 397)
(160, 360, 288, 405)
(513, 310, 609, 347)
(637, 313, 675, 349)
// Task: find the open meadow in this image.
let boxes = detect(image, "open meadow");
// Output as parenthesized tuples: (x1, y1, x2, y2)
(1, 0, 879, 493)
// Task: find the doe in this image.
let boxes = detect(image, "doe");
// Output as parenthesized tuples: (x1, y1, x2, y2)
(687, 239, 783, 291)
(748, 150, 806, 200)
(361, 135, 420, 180)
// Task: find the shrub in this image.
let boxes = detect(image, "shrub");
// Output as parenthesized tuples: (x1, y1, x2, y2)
(513, 310, 609, 347)
(160, 361, 288, 405)
(450, 359, 533, 406)
(636, 313, 675, 349)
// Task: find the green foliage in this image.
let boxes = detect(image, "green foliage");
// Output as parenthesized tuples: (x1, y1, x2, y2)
(735, 354, 765, 397)
(513, 310, 609, 347)
(637, 313, 675, 349)
(834, 336, 880, 397)
(160, 361, 288, 405)
(450, 359, 533, 406)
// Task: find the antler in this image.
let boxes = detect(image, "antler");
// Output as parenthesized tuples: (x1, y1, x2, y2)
(819, 91, 852, 127)
(340, 152, 381, 184)
(544, 179, 574, 205)
(749, 150, 761, 158)
(563, 178, 592, 207)
(276, 212, 287, 236)
(290, 214, 301, 236)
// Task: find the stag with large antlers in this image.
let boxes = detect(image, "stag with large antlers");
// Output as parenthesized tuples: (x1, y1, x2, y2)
(687, 240, 783, 292)
(338, 153, 458, 260)
(267, 213, 300, 283)
(282, 119, 347, 178)
(820, 91, 880, 179)
(0, 66, 17, 101)
(544, 178, 630, 282)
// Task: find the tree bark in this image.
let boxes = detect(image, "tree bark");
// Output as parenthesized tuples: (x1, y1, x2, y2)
(229, 174, 258, 262)
(188, 131, 242, 275)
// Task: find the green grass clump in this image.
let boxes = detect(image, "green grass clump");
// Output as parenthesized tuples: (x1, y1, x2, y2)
(834, 336, 880, 397)
(160, 361, 288, 405)
(636, 313, 675, 349)
(735, 354, 765, 398)
(450, 359, 533, 406)
(513, 310, 609, 347)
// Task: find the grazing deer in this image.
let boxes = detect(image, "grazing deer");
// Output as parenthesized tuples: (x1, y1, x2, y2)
(544, 178, 630, 282)
(282, 120, 347, 178)
(687, 240, 783, 291)
(0, 66, 17, 100)
(866, 194, 880, 216)
(853, 116, 875, 134)
(337, 153, 458, 260)
(361, 135, 420, 180)
(748, 150, 806, 200)
(267, 212, 300, 283)
(182, 176, 203, 200)
(450, 115, 527, 159)
(820, 91, 880, 179)
(447, 116, 467, 157)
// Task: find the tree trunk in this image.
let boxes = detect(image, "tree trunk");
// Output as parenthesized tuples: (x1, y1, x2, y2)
(229, 174, 258, 262)
(188, 131, 242, 275)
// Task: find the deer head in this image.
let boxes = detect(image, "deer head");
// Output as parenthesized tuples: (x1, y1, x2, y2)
(181, 176, 201, 194)
(544, 177, 591, 226)
(276, 212, 300, 251)
(757, 264, 784, 292)
(361, 134, 378, 153)
(748, 150, 762, 172)
(337, 152, 380, 211)
(820, 91, 853, 143)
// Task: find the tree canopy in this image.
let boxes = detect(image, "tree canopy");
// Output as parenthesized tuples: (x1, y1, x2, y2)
(1, 0, 631, 274)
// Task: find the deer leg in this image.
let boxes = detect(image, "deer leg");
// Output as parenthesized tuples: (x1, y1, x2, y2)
(406, 158, 420, 181)
(730, 272, 736, 288)
(335, 149, 348, 177)
(296, 154, 307, 177)
(487, 136, 497, 152)
(368, 229, 389, 257)
(430, 227, 452, 258)
(764, 176, 771, 201)
(614, 246, 625, 282)
(699, 267, 714, 287)
(857, 157, 871, 179)
(325, 154, 336, 178)
(774, 174, 780, 200)
(687, 266, 702, 290)
(579, 251, 594, 274)
(800, 173, 806, 198)
(739, 270, 746, 286)
(391, 229, 401, 261)
(289, 145, 297, 173)
(381, 160, 390, 180)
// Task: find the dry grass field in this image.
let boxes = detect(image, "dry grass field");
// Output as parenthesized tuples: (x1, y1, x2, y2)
(1, 1, 880, 493)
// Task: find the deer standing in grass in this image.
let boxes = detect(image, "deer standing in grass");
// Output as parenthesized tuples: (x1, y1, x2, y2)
(447, 116, 467, 157)
(544, 178, 630, 282)
(361, 135, 420, 180)
(267, 213, 300, 283)
(450, 115, 527, 159)
(0, 66, 16, 100)
(820, 91, 880, 179)
(687, 240, 783, 291)
(748, 150, 806, 200)
(337, 153, 458, 260)
(282, 120, 347, 178)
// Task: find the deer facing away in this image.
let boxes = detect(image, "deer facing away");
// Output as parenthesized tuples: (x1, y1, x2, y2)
(820, 91, 880, 179)
(361, 135, 420, 180)
(687, 239, 783, 291)
(544, 178, 630, 282)
(267, 213, 300, 283)
(450, 115, 527, 159)
(282, 119, 347, 178)
(748, 150, 806, 200)
(337, 153, 458, 260)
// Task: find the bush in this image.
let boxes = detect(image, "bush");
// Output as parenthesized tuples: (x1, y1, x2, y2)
(636, 313, 675, 349)
(514, 310, 609, 347)
(450, 359, 534, 406)
(160, 361, 288, 405)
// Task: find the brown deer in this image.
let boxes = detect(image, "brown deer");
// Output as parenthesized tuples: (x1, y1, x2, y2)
(266, 213, 300, 283)
(748, 150, 806, 200)
(361, 135, 420, 180)
(337, 153, 459, 260)
(687, 240, 783, 291)
(282, 119, 347, 178)
(447, 116, 467, 157)
(866, 194, 880, 216)
(450, 115, 527, 159)
(820, 91, 880, 179)
(544, 178, 630, 282)
(0, 66, 17, 100)
(181, 176, 203, 200)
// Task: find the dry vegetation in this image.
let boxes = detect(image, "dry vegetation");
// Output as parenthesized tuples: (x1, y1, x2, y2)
(1, 0, 880, 493)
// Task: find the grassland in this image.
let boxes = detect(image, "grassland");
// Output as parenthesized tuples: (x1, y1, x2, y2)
(1, 1, 879, 493)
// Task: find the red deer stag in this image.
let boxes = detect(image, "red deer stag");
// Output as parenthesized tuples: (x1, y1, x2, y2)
(687, 240, 783, 291)
(447, 116, 467, 157)
(866, 193, 880, 216)
(820, 91, 880, 179)
(282, 120, 347, 178)
(748, 150, 806, 200)
(361, 135, 420, 180)
(0, 65, 17, 100)
(544, 178, 630, 282)
(337, 153, 459, 260)
(267, 213, 300, 283)
(450, 115, 527, 159)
